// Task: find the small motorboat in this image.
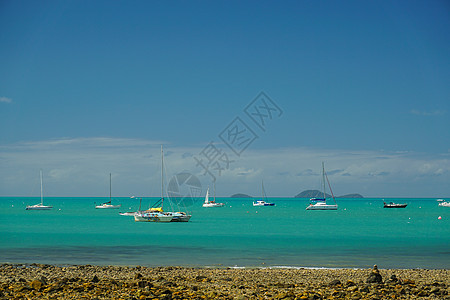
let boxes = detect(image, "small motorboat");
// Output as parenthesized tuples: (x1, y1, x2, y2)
(383, 202, 407, 208)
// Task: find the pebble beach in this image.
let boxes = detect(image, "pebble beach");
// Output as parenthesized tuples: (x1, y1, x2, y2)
(1, 264, 448, 299)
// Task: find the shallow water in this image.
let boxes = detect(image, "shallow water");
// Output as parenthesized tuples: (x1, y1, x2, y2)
(1, 197, 449, 268)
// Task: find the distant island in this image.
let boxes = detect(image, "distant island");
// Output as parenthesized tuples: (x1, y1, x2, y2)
(230, 193, 253, 198)
(230, 191, 363, 198)
(294, 190, 363, 198)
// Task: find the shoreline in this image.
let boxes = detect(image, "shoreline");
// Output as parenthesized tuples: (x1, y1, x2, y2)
(1, 264, 448, 299)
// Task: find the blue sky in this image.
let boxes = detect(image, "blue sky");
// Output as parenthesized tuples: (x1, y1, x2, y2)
(1, 0, 449, 198)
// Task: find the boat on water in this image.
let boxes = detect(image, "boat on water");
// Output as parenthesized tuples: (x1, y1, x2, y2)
(134, 211, 173, 222)
(119, 212, 136, 216)
(134, 145, 191, 222)
(203, 181, 225, 207)
(306, 162, 338, 210)
(437, 199, 450, 207)
(253, 200, 275, 206)
(26, 170, 53, 210)
(253, 181, 275, 206)
(383, 201, 407, 208)
(95, 173, 121, 209)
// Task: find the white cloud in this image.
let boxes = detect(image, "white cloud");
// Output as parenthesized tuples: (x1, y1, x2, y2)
(0, 96, 12, 103)
(0, 137, 449, 198)
(410, 109, 446, 116)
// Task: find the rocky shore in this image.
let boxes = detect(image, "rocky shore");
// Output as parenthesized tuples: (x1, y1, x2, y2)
(0, 264, 448, 299)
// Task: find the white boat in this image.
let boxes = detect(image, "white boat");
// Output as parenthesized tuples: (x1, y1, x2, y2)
(134, 145, 191, 222)
(203, 181, 225, 207)
(119, 212, 136, 216)
(134, 211, 173, 222)
(306, 162, 338, 210)
(437, 199, 450, 207)
(253, 200, 275, 206)
(26, 170, 53, 210)
(253, 181, 275, 206)
(95, 173, 121, 209)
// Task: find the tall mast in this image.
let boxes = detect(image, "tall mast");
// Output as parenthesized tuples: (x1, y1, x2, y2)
(261, 180, 264, 200)
(40, 169, 43, 205)
(161, 145, 164, 207)
(322, 162, 326, 200)
(213, 179, 216, 202)
(109, 173, 112, 203)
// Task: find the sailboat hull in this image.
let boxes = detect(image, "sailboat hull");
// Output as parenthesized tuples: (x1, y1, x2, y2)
(306, 203, 338, 210)
(203, 203, 225, 207)
(253, 201, 275, 206)
(134, 212, 173, 222)
(95, 204, 122, 209)
(26, 205, 53, 210)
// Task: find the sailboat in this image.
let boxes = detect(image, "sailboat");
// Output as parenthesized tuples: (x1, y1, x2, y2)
(437, 199, 450, 207)
(95, 173, 122, 209)
(306, 162, 338, 210)
(253, 180, 275, 206)
(203, 181, 225, 207)
(134, 145, 191, 222)
(26, 170, 53, 210)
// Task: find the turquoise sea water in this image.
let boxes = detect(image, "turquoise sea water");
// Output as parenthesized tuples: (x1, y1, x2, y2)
(0, 197, 449, 269)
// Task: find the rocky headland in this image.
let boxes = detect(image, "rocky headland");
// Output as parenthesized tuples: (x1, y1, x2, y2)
(294, 190, 364, 199)
(0, 264, 448, 299)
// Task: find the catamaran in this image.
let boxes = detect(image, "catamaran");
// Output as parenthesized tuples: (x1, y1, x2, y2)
(253, 180, 275, 206)
(95, 173, 121, 209)
(306, 162, 338, 210)
(203, 181, 225, 207)
(134, 145, 191, 222)
(26, 170, 53, 210)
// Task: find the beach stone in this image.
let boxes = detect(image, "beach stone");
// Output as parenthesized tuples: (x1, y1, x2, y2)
(346, 280, 356, 286)
(30, 279, 43, 291)
(360, 285, 369, 293)
(430, 286, 440, 294)
(329, 279, 341, 286)
(366, 265, 382, 283)
(347, 285, 358, 292)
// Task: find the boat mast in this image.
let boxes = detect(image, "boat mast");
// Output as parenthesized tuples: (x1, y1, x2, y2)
(40, 169, 43, 205)
(213, 179, 216, 202)
(109, 173, 112, 203)
(322, 162, 326, 200)
(161, 145, 164, 207)
(261, 180, 265, 200)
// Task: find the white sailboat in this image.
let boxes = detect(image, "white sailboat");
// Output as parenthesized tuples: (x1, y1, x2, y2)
(134, 145, 191, 222)
(306, 162, 338, 210)
(26, 170, 53, 210)
(203, 181, 225, 207)
(253, 180, 275, 206)
(95, 173, 122, 209)
(437, 199, 450, 207)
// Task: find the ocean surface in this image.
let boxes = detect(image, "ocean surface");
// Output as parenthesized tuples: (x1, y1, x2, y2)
(1, 197, 449, 269)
